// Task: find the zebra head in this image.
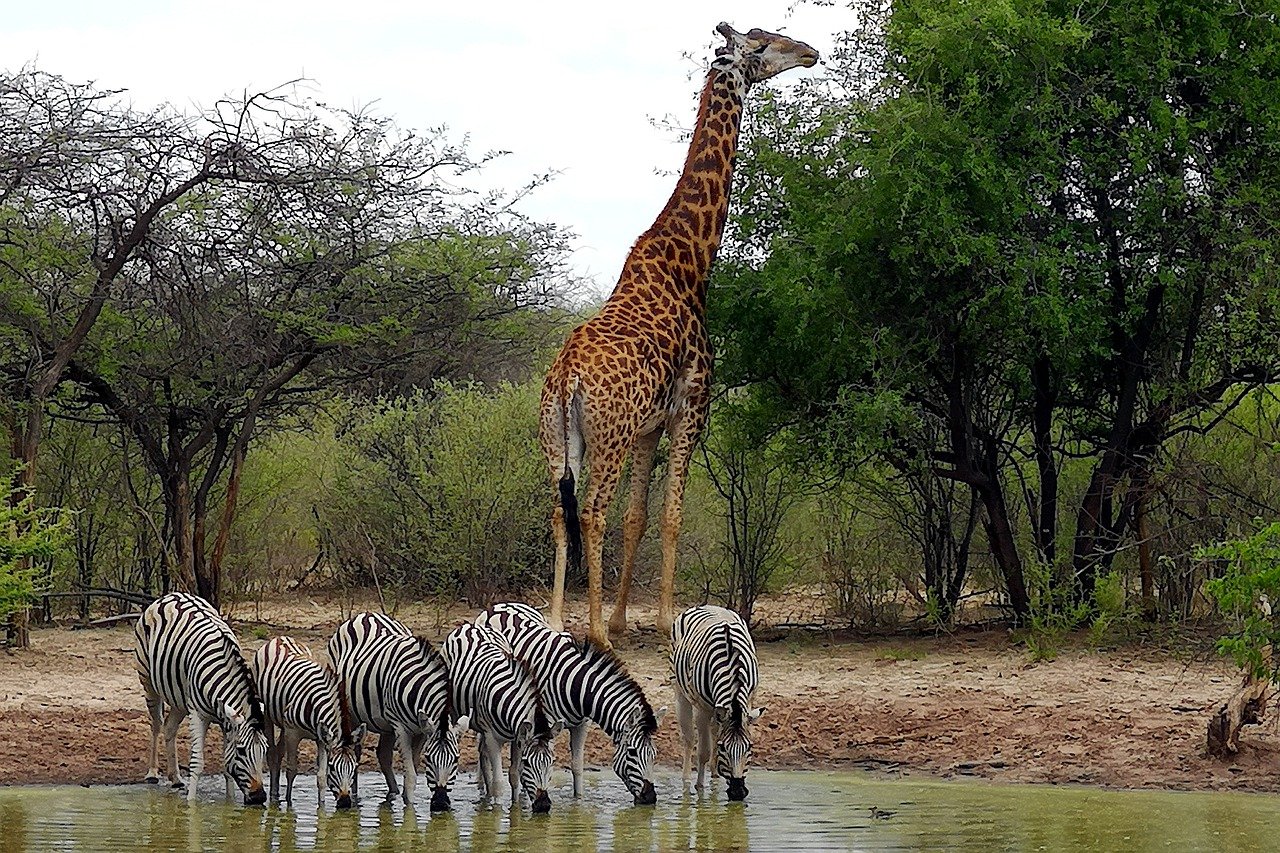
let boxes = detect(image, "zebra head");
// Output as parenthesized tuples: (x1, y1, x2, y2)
(419, 711, 471, 812)
(220, 700, 268, 806)
(612, 704, 665, 805)
(324, 723, 365, 809)
(714, 702, 764, 801)
(517, 716, 564, 813)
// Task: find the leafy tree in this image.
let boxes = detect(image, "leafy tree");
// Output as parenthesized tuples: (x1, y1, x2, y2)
(1, 466, 68, 633)
(713, 0, 1280, 618)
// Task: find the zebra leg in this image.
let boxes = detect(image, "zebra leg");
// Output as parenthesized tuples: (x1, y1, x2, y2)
(315, 738, 328, 801)
(188, 714, 210, 803)
(163, 706, 187, 788)
(569, 722, 588, 798)
(475, 733, 490, 801)
(144, 692, 164, 783)
(481, 734, 503, 804)
(375, 733, 399, 799)
(395, 725, 417, 806)
(265, 722, 281, 801)
(351, 740, 363, 799)
(675, 692, 695, 793)
(508, 739, 521, 806)
(694, 705, 714, 793)
(284, 730, 300, 805)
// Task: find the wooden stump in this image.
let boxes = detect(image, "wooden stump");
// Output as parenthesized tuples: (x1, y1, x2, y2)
(1206, 672, 1270, 757)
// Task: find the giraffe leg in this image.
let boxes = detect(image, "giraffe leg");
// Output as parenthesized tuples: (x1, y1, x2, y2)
(583, 447, 626, 649)
(658, 388, 710, 637)
(610, 429, 661, 638)
(549, 504, 568, 633)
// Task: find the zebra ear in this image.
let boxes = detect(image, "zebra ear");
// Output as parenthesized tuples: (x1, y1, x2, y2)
(223, 701, 245, 727)
(748, 706, 765, 722)
(517, 720, 533, 742)
(547, 719, 565, 739)
(654, 706, 669, 725)
(352, 724, 367, 742)
(713, 705, 732, 725)
(451, 714, 471, 737)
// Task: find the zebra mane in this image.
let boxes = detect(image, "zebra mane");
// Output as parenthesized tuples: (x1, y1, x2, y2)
(724, 623, 745, 733)
(577, 635, 658, 735)
(336, 677, 357, 746)
(220, 633, 264, 726)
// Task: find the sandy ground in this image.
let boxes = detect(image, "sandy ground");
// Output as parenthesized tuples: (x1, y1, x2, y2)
(1, 593, 1277, 793)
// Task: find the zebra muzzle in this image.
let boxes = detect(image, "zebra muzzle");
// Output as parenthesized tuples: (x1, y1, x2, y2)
(634, 780, 657, 805)
(531, 790, 552, 813)
(727, 777, 748, 801)
(335, 792, 353, 810)
(244, 784, 268, 807)
(429, 786, 452, 812)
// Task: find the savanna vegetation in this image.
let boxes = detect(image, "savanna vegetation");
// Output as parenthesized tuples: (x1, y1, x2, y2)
(3, 0, 1279, 695)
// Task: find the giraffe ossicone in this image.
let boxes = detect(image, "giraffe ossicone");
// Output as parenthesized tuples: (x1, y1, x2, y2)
(540, 23, 819, 648)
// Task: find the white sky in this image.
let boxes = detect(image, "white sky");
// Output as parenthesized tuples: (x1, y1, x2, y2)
(3, 1, 851, 298)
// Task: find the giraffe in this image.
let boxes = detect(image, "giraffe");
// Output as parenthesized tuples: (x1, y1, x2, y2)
(540, 23, 819, 647)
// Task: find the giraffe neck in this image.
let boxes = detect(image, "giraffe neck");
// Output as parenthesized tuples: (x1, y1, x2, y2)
(624, 65, 746, 309)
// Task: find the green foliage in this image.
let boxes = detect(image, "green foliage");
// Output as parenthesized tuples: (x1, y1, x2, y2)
(0, 469, 70, 622)
(316, 382, 548, 603)
(1203, 521, 1280, 682)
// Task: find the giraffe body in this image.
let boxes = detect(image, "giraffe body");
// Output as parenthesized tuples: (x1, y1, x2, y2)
(541, 24, 819, 647)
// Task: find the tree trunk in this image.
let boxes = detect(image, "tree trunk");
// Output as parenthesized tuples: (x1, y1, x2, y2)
(1030, 353, 1058, 568)
(208, 444, 248, 610)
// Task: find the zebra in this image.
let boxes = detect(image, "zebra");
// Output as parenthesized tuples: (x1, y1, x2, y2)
(477, 602, 663, 804)
(251, 636, 364, 808)
(328, 614, 468, 811)
(441, 621, 563, 812)
(133, 591, 269, 805)
(669, 604, 764, 801)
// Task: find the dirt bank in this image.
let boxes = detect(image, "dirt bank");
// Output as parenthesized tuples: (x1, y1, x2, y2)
(1, 595, 1275, 792)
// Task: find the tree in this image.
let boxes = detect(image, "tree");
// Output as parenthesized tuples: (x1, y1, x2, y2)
(712, 0, 1280, 619)
(2, 68, 571, 607)
(1, 466, 68, 642)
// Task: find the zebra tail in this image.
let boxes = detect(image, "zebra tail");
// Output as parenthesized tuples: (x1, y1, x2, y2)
(560, 471, 582, 576)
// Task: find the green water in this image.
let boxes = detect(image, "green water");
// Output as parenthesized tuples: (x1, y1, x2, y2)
(0, 770, 1276, 851)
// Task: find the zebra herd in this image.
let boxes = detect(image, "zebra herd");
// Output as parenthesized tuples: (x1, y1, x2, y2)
(133, 592, 764, 814)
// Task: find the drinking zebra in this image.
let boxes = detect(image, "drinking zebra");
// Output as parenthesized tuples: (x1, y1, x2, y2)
(327, 614, 468, 811)
(477, 602, 662, 804)
(133, 591, 269, 805)
(441, 621, 562, 813)
(251, 636, 364, 808)
(669, 604, 764, 801)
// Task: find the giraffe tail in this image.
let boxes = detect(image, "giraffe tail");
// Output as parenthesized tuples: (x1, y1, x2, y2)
(559, 471, 582, 576)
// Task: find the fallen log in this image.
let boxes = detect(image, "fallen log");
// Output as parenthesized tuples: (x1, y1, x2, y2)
(72, 612, 143, 629)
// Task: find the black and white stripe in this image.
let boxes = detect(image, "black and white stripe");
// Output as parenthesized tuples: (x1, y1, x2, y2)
(251, 636, 363, 808)
(133, 591, 268, 805)
(328, 614, 466, 810)
(441, 621, 562, 812)
(669, 605, 763, 801)
(478, 603, 662, 804)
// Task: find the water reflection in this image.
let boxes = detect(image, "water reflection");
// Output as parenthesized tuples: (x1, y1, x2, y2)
(3, 771, 1280, 851)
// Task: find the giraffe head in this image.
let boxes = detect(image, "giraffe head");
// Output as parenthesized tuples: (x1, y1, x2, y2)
(714, 23, 819, 85)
